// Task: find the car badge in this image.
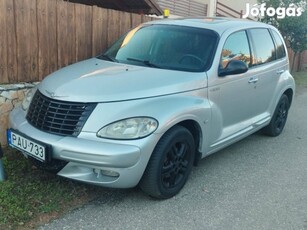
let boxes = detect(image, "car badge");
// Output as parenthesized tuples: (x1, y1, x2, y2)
(45, 90, 67, 98)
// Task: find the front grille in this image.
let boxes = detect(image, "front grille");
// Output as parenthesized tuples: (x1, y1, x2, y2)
(26, 90, 97, 137)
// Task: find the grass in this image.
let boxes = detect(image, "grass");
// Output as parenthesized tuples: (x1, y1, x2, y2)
(0, 71, 306, 229)
(293, 71, 307, 88)
(0, 148, 100, 229)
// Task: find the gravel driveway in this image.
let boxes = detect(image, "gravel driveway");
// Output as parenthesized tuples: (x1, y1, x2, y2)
(40, 88, 307, 230)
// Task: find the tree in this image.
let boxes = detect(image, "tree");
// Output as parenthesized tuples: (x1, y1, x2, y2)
(258, 0, 307, 72)
(279, 11, 307, 71)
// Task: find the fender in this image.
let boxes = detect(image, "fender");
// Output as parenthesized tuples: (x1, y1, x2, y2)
(83, 89, 212, 153)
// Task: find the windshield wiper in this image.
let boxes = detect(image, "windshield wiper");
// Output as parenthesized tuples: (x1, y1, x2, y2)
(98, 54, 118, 62)
(126, 57, 160, 68)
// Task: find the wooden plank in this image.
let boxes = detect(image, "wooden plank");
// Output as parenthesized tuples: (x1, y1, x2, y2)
(119, 11, 132, 36)
(37, 0, 57, 80)
(131, 14, 142, 28)
(75, 3, 92, 61)
(141, 15, 146, 23)
(15, 0, 38, 82)
(6, 0, 18, 83)
(28, 0, 39, 82)
(0, 0, 9, 83)
(92, 7, 108, 55)
(107, 9, 120, 47)
(14, 0, 28, 82)
(57, 1, 76, 68)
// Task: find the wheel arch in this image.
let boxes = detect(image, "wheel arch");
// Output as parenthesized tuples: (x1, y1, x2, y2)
(283, 88, 294, 106)
(176, 120, 203, 166)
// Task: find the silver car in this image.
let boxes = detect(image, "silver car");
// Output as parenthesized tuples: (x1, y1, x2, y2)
(8, 18, 295, 199)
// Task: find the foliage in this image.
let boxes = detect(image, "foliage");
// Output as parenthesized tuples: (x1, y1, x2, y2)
(257, 0, 307, 60)
(278, 11, 307, 53)
(258, 0, 306, 25)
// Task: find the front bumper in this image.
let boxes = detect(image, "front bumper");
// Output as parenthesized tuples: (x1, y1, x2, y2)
(9, 107, 159, 188)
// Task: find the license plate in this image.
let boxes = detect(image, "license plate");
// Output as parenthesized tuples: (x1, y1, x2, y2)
(7, 129, 48, 162)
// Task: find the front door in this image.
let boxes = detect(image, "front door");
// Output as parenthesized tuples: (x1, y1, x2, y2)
(208, 30, 258, 149)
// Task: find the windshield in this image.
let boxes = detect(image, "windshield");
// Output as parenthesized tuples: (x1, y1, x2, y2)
(99, 24, 219, 72)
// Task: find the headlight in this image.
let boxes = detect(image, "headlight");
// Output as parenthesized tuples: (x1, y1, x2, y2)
(22, 88, 36, 111)
(97, 117, 158, 140)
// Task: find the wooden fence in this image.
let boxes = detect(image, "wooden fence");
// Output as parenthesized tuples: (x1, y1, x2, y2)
(0, 0, 154, 84)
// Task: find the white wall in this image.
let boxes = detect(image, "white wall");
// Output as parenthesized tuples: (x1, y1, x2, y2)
(183, 0, 259, 17)
(199, 0, 216, 16)
(156, 0, 212, 17)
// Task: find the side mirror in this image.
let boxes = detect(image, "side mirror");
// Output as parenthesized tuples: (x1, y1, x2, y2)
(218, 60, 248, 77)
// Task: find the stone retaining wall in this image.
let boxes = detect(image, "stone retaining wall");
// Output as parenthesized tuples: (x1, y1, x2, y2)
(0, 83, 38, 145)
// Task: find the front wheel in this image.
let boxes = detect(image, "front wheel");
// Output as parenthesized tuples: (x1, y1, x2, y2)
(262, 94, 290, 137)
(140, 126, 195, 199)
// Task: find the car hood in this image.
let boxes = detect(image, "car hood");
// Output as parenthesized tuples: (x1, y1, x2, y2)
(39, 58, 207, 102)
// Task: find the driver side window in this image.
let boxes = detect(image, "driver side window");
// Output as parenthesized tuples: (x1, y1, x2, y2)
(220, 31, 251, 69)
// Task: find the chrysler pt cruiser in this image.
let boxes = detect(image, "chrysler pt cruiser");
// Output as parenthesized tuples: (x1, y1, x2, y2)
(8, 18, 295, 199)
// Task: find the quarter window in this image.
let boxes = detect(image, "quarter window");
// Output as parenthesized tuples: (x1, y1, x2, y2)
(249, 29, 276, 65)
(271, 30, 286, 59)
(220, 31, 251, 69)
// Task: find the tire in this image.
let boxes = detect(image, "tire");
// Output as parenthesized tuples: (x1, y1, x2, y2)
(140, 125, 195, 199)
(262, 94, 290, 137)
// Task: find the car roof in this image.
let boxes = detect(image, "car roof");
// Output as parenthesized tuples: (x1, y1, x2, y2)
(145, 17, 273, 35)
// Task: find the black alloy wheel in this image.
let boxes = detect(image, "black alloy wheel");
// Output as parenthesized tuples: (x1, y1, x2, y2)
(140, 125, 195, 199)
(262, 94, 290, 137)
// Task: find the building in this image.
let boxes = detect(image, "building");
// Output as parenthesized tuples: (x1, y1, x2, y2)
(157, 0, 257, 18)
(156, 0, 210, 17)
(215, 0, 258, 19)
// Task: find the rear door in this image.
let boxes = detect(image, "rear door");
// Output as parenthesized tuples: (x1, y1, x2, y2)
(247, 28, 287, 119)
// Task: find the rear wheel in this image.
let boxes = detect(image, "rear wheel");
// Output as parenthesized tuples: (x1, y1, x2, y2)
(262, 94, 290, 137)
(140, 125, 195, 199)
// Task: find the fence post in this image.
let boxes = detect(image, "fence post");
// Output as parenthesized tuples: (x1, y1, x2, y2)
(0, 143, 6, 181)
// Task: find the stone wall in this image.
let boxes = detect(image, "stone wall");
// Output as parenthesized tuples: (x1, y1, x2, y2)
(0, 83, 38, 146)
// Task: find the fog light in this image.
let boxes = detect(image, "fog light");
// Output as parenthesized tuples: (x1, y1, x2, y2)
(94, 168, 119, 178)
(101, 169, 119, 177)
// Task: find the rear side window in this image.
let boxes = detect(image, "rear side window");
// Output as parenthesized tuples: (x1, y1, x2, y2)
(220, 31, 251, 69)
(271, 30, 286, 59)
(249, 29, 275, 65)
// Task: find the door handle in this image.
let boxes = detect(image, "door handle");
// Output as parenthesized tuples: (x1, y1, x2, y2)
(248, 77, 258, 84)
(276, 70, 285, 75)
